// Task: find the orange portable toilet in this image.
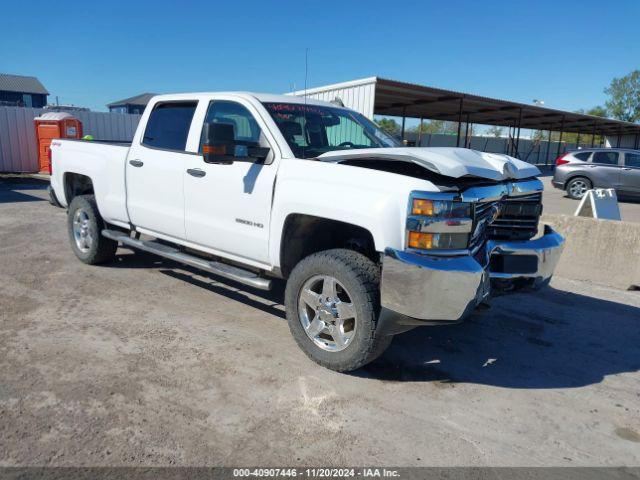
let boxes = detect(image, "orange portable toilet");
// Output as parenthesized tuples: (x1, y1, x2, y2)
(34, 112, 83, 173)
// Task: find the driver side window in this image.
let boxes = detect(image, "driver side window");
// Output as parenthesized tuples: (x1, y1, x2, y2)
(202, 100, 263, 147)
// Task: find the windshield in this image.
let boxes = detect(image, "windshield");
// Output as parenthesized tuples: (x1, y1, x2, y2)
(262, 102, 400, 158)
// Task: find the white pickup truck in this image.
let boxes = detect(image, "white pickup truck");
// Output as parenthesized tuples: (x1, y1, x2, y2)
(50, 92, 564, 371)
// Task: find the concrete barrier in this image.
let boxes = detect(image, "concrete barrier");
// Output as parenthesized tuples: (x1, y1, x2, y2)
(541, 213, 640, 290)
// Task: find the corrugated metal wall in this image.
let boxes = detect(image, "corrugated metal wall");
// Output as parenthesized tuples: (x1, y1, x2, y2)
(0, 107, 141, 172)
(291, 79, 377, 119)
(605, 134, 638, 149)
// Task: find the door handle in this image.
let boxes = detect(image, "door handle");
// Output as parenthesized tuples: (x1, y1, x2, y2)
(622, 167, 632, 171)
(129, 160, 144, 167)
(187, 168, 206, 178)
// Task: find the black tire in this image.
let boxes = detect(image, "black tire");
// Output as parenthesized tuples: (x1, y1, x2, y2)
(285, 249, 392, 372)
(67, 194, 117, 265)
(566, 176, 592, 199)
(47, 185, 63, 208)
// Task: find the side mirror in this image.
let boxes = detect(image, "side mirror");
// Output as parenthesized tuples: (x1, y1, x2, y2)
(202, 122, 270, 164)
(202, 122, 235, 164)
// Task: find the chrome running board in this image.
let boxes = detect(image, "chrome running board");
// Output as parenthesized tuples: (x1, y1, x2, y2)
(102, 229, 271, 290)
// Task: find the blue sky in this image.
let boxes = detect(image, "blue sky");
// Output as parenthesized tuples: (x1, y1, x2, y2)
(1, 0, 638, 114)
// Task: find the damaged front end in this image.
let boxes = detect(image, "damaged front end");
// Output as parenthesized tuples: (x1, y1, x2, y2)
(379, 177, 564, 332)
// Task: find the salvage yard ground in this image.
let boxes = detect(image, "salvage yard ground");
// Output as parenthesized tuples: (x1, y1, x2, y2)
(1, 177, 639, 466)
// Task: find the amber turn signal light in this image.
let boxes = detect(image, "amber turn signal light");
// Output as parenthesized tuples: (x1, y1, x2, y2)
(408, 231, 433, 250)
(203, 144, 226, 155)
(412, 199, 434, 216)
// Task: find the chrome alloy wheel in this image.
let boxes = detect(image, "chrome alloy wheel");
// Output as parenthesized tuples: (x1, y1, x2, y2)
(297, 275, 357, 352)
(72, 209, 93, 252)
(569, 179, 588, 198)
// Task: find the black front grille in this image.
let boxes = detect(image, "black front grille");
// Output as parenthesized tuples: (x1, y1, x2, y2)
(473, 192, 542, 245)
(488, 192, 542, 241)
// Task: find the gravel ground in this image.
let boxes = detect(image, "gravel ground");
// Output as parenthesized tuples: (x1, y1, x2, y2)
(1, 178, 639, 467)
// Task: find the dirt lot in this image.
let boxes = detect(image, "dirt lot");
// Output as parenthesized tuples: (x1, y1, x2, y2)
(1, 177, 640, 467)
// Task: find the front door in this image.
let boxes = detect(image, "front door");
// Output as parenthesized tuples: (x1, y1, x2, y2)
(621, 151, 640, 196)
(126, 101, 198, 239)
(589, 150, 622, 189)
(184, 99, 279, 264)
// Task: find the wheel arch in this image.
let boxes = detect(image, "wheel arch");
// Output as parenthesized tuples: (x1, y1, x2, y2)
(278, 213, 378, 278)
(565, 173, 594, 187)
(63, 172, 95, 205)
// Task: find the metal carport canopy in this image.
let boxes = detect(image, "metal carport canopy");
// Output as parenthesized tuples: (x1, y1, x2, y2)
(372, 77, 640, 136)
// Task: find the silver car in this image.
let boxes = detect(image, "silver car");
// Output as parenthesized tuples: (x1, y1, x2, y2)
(552, 148, 640, 199)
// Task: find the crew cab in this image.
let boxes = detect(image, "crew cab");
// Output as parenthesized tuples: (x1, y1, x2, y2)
(50, 92, 564, 371)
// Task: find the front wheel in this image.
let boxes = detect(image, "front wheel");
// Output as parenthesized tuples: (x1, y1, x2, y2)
(285, 249, 392, 372)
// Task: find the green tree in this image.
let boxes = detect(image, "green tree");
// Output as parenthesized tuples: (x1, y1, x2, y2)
(408, 120, 444, 134)
(531, 130, 547, 141)
(375, 118, 400, 136)
(604, 70, 640, 122)
(586, 105, 608, 118)
(412, 120, 459, 135)
(486, 126, 504, 137)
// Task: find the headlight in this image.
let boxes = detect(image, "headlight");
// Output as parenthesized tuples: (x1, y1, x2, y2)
(408, 232, 470, 250)
(411, 199, 471, 218)
(407, 196, 472, 252)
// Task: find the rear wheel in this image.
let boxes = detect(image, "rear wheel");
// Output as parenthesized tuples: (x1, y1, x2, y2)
(285, 249, 392, 372)
(566, 177, 591, 199)
(67, 195, 117, 264)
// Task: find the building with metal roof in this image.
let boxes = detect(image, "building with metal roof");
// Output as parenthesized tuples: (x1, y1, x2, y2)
(0, 73, 49, 108)
(107, 93, 157, 114)
(289, 77, 640, 161)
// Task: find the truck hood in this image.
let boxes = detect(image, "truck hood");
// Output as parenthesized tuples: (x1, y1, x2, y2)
(318, 147, 540, 181)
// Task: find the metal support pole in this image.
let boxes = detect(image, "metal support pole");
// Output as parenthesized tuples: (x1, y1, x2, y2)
(616, 126, 622, 148)
(464, 114, 470, 148)
(514, 108, 522, 158)
(546, 129, 553, 166)
(576, 132, 581, 148)
(456, 97, 464, 147)
(401, 107, 406, 141)
(591, 123, 597, 147)
(635, 133, 639, 150)
(555, 116, 565, 160)
(417, 117, 423, 146)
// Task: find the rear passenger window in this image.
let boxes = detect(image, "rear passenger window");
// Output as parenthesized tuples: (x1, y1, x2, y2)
(143, 102, 197, 151)
(591, 151, 619, 165)
(574, 152, 591, 161)
(625, 153, 640, 168)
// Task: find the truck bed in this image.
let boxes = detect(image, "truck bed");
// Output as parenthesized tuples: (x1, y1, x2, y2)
(50, 138, 131, 225)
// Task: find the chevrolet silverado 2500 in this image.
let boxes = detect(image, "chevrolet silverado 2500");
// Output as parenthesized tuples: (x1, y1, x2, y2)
(50, 92, 564, 372)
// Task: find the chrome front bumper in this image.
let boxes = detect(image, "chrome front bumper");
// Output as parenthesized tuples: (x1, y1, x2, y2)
(381, 225, 564, 323)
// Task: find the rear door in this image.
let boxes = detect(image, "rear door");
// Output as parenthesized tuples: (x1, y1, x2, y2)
(589, 151, 622, 189)
(125, 101, 198, 239)
(621, 151, 640, 196)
